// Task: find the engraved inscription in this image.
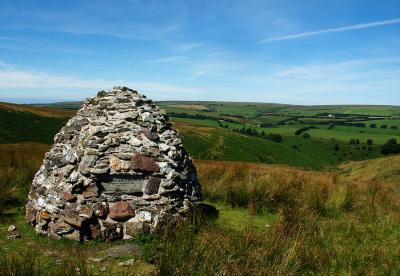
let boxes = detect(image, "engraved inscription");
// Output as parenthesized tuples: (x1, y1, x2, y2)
(100, 175, 144, 194)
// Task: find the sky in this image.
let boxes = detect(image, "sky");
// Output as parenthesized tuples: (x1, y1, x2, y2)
(0, 0, 399, 104)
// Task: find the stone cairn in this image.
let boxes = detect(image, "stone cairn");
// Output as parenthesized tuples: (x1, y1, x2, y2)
(25, 86, 202, 241)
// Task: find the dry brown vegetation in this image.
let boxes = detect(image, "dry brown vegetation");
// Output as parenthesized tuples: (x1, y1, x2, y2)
(153, 159, 400, 275)
(0, 143, 49, 214)
(339, 154, 400, 183)
(1, 143, 400, 274)
(0, 102, 76, 118)
(196, 160, 334, 215)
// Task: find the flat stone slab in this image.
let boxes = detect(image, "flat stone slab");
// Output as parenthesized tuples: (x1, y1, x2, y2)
(106, 243, 142, 258)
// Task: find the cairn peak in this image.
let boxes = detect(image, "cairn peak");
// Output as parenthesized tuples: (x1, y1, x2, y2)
(26, 86, 201, 241)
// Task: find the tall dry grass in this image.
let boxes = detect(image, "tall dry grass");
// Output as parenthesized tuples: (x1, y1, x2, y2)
(153, 160, 400, 275)
(1, 143, 399, 274)
(0, 143, 48, 214)
(196, 160, 335, 216)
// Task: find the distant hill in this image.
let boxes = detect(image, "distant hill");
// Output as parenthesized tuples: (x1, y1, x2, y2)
(173, 119, 320, 169)
(0, 102, 76, 118)
(0, 103, 73, 144)
(1, 100, 398, 169)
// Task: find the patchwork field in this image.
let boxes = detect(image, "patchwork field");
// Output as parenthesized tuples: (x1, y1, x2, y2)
(4, 100, 399, 169)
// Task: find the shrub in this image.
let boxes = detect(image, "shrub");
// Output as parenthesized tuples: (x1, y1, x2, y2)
(295, 127, 310, 135)
(302, 133, 311, 139)
(97, 90, 107, 97)
(334, 143, 340, 151)
(381, 138, 400, 155)
(265, 133, 283, 143)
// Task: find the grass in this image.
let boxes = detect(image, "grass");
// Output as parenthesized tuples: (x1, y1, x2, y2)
(177, 121, 320, 169)
(0, 143, 49, 214)
(176, 120, 385, 169)
(0, 101, 397, 170)
(0, 142, 400, 274)
(0, 211, 156, 275)
(339, 154, 400, 183)
(0, 102, 76, 118)
(0, 108, 68, 144)
(208, 201, 278, 231)
(154, 158, 400, 275)
(196, 159, 334, 214)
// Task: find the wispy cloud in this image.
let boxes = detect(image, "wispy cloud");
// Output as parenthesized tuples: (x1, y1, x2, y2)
(0, 64, 204, 98)
(262, 18, 400, 43)
(174, 42, 201, 52)
(145, 55, 186, 64)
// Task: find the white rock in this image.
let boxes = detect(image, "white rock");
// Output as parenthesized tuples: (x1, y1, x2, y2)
(118, 259, 135, 267)
(136, 211, 152, 222)
(127, 137, 142, 147)
(37, 197, 47, 208)
(7, 225, 16, 232)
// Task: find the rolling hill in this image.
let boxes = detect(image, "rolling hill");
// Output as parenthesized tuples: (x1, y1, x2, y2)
(339, 155, 400, 183)
(1, 101, 399, 169)
(0, 103, 73, 144)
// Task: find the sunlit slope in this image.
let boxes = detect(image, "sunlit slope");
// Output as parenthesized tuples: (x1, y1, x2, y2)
(0, 104, 70, 144)
(0, 102, 76, 118)
(339, 155, 400, 183)
(174, 120, 321, 169)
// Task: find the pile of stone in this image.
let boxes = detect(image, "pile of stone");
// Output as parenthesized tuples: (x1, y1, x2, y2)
(25, 86, 202, 241)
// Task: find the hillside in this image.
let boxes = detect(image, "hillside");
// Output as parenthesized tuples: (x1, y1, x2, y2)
(1, 101, 398, 169)
(339, 155, 400, 183)
(173, 118, 384, 170)
(0, 107, 69, 144)
(0, 102, 76, 118)
(2, 142, 400, 274)
(174, 120, 321, 169)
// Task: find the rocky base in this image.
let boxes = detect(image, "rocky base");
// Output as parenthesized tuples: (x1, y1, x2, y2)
(25, 86, 201, 241)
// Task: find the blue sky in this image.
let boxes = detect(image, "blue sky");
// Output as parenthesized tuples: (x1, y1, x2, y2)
(0, 0, 399, 104)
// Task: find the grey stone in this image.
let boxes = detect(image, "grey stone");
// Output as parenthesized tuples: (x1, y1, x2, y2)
(64, 230, 80, 241)
(48, 221, 74, 236)
(106, 243, 142, 258)
(26, 86, 202, 242)
(88, 257, 104, 263)
(144, 177, 161, 194)
(118, 259, 135, 266)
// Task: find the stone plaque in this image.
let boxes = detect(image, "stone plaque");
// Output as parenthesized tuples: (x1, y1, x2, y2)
(100, 175, 144, 194)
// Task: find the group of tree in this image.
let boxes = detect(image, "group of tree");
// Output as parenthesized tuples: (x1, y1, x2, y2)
(370, 123, 398, 129)
(294, 126, 317, 136)
(219, 113, 245, 119)
(349, 139, 360, 145)
(230, 126, 283, 143)
(381, 138, 400, 155)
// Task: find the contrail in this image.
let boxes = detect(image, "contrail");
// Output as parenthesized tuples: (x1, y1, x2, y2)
(262, 18, 400, 43)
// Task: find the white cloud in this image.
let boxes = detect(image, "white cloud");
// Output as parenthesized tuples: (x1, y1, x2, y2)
(174, 42, 201, 52)
(262, 18, 400, 43)
(244, 58, 400, 104)
(0, 65, 204, 97)
(145, 56, 186, 64)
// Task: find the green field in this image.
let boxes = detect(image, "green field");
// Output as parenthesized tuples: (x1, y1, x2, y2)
(4, 100, 399, 170)
(0, 108, 69, 144)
